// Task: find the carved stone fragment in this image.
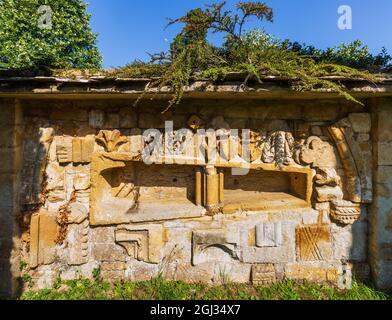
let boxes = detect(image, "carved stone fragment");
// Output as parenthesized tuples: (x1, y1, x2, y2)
(262, 131, 295, 166)
(29, 210, 58, 268)
(296, 223, 332, 261)
(251, 264, 277, 286)
(192, 229, 239, 266)
(330, 200, 361, 225)
(255, 222, 283, 248)
(295, 136, 336, 168)
(96, 130, 128, 153)
(115, 224, 164, 264)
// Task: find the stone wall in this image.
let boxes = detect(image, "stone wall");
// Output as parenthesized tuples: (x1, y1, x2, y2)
(1, 96, 385, 292)
(0, 99, 23, 297)
(9, 98, 371, 290)
(370, 98, 392, 290)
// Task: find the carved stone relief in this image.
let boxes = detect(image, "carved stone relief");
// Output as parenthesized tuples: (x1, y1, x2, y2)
(29, 209, 58, 268)
(115, 224, 164, 264)
(262, 131, 295, 166)
(327, 117, 372, 204)
(251, 264, 277, 286)
(96, 130, 128, 153)
(192, 229, 240, 266)
(56, 136, 94, 164)
(255, 222, 283, 248)
(330, 200, 361, 225)
(296, 219, 333, 262)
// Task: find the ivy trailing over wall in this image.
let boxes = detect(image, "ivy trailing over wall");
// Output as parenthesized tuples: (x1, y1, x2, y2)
(111, 1, 387, 111)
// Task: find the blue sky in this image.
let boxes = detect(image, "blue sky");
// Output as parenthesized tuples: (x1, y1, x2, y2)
(85, 0, 392, 69)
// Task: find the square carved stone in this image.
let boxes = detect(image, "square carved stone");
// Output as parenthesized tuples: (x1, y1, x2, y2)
(251, 264, 276, 286)
(295, 224, 333, 261)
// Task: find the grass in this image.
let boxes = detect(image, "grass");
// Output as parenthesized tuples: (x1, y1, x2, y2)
(19, 276, 390, 301)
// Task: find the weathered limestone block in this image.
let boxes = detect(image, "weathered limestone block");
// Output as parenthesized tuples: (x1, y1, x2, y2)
(377, 142, 392, 166)
(251, 264, 276, 286)
(21, 127, 54, 207)
(119, 108, 137, 128)
(295, 223, 333, 262)
(242, 221, 296, 264)
(92, 243, 127, 262)
(315, 168, 340, 187)
(105, 113, 120, 129)
(192, 229, 240, 266)
(331, 221, 367, 262)
(67, 220, 89, 266)
(129, 129, 143, 157)
(72, 137, 95, 163)
(285, 264, 338, 283)
(315, 186, 344, 202)
(89, 110, 105, 129)
(56, 136, 94, 164)
(29, 210, 58, 268)
(348, 113, 371, 133)
(212, 263, 252, 284)
(56, 136, 73, 163)
(376, 109, 392, 142)
(101, 261, 126, 280)
(115, 224, 164, 264)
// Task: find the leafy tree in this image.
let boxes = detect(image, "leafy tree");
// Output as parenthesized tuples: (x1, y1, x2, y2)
(0, 0, 102, 70)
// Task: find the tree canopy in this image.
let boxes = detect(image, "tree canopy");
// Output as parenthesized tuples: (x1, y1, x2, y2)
(0, 0, 102, 70)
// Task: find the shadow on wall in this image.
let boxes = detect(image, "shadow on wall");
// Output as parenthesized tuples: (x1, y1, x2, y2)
(0, 100, 22, 298)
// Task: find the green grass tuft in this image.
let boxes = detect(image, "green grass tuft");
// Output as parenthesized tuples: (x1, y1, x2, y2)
(19, 277, 390, 301)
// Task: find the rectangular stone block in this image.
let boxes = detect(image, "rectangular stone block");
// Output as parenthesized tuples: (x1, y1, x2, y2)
(0, 99, 18, 125)
(0, 174, 15, 208)
(119, 108, 137, 128)
(376, 166, 392, 184)
(0, 149, 14, 174)
(242, 222, 296, 264)
(296, 224, 333, 262)
(376, 111, 392, 142)
(285, 264, 338, 283)
(29, 211, 58, 268)
(378, 142, 392, 165)
(0, 125, 23, 149)
(348, 113, 371, 133)
(92, 243, 127, 262)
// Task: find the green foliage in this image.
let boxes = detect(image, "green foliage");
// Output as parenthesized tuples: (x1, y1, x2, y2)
(288, 40, 392, 73)
(19, 260, 28, 272)
(19, 273, 33, 289)
(92, 267, 102, 282)
(113, 1, 385, 111)
(0, 0, 102, 70)
(20, 277, 390, 300)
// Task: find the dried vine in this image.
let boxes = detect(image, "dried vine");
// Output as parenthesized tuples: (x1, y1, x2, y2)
(56, 191, 77, 245)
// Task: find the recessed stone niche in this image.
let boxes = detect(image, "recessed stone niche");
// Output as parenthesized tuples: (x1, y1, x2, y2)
(220, 166, 312, 214)
(91, 156, 205, 225)
(90, 150, 313, 225)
